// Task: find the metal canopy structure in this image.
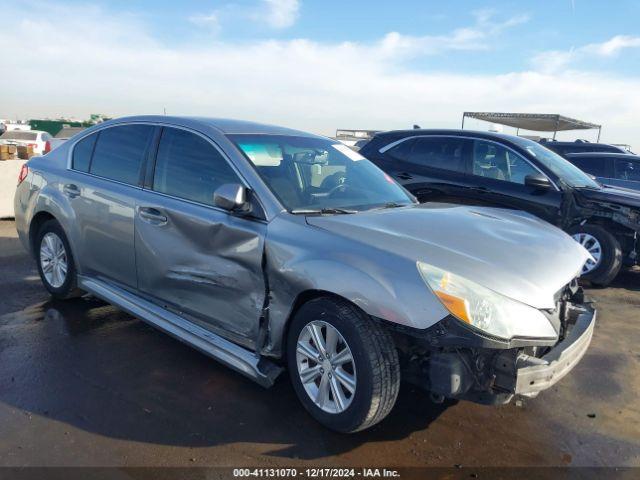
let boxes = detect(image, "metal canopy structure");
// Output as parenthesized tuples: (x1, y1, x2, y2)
(461, 112, 602, 141)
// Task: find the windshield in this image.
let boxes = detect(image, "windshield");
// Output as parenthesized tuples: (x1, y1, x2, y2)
(0, 131, 37, 141)
(229, 134, 414, 212)
(510, 137, 601, 189)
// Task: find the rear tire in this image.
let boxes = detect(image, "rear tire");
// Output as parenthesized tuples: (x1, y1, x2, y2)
(35, 219, 83, 299)
(569, 224, 622, 287)
(287, 296, 400, 433)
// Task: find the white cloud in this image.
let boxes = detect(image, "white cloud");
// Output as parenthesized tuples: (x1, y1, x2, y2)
(376, 11, 529, 59)
(1, 2, 639, 151)
(190, 0, 300, 33)
(189, 11, 220, 34)
(261, 0, 300, 29)
(533, 35, 640, 72)
(587, 34, 640, 56)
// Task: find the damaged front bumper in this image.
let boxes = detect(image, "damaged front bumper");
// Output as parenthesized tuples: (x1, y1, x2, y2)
(397, 295, 597, 405)
(497, 306, 596, 398)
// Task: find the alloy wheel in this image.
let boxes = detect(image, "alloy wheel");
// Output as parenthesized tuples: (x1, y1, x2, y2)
(296, 320, 357, 414)
(572, 232, 602, 275)
(40, 232, 68, 288)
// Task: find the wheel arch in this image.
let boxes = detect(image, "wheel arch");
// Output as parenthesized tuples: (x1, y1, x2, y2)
(278, 289, 362, 362)
(29, 211, 57, 256)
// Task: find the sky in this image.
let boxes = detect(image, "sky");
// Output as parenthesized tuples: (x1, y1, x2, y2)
(2, 0, 640, 149)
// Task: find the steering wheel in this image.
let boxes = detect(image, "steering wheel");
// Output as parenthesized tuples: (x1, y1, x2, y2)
(326, 180, 351, 197)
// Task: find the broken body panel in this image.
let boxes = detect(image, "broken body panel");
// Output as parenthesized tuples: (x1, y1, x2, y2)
(566, 187, 640, 265)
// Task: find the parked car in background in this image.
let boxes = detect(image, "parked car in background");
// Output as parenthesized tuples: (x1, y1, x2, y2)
(565, 152, 640, 192)
(49, 126, 86, 152)
(14, 116, 595, 432)
(540, 139, 628, 157)
(0, 129, 53, 155)
(48, 137, 69, 151)
(361, 129, 640, 287)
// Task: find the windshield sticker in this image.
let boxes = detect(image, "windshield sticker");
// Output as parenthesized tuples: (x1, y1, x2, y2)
(332, 143, 366, 161)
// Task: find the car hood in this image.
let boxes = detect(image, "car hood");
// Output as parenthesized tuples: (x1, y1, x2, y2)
(577, 185, 640, 209)
(306, 203, 589, 310)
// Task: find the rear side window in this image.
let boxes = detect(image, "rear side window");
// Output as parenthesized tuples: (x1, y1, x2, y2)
(387, 137, 467, 173)
(90, 125, 155, 185)
(568, 157, 607, 177)
(615, 159, 640, 181)
(152, 127, 241, 206)
(72, 134, 97, 172)
(386, 138, 416, 161)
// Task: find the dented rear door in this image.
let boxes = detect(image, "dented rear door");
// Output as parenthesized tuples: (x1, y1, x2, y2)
(134, 126, 266, 346)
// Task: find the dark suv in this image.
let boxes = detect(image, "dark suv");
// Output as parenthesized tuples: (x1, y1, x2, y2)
(361, 129, 640, 286)
(540, 140, 627, 158)
(565, 152, 640, 192)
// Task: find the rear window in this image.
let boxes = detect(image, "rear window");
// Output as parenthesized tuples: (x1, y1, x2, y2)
(0, 131, 38, 141)
(72, 134, 97, 172)
(90, 125, 155, 185)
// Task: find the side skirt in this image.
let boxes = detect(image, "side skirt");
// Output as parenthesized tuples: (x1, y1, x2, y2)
(78, 275, 282, 387)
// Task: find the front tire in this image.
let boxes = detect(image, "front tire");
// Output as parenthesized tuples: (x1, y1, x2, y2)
(569, 224, 622, 287)
(287, 296, 400, 433)
(35, 219, 82, 299)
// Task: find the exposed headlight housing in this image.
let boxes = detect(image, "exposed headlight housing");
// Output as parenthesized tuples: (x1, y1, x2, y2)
(417, 262, 558, 341)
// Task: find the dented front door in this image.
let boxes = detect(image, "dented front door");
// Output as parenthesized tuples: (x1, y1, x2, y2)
(134, 192, 266, 347)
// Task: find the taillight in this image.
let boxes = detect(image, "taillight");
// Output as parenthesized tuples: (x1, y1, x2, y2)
(44, 141, 51, 154)
(18, 164, 29, 184)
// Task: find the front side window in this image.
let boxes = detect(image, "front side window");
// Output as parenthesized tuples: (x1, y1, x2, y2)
(472, 140, 538, 184)
(72, 134, 97, 172)
(614, 159, 640, 181)
(230, 134, 413, 212)
(90, 125, 155, 185)
(153, 128, 241, 206)
(510, 137, 600, 189)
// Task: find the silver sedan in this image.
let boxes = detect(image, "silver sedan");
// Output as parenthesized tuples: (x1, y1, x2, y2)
(14, 116, 595, 432)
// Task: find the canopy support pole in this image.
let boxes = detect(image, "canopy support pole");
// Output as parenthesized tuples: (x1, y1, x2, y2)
(461, 113, 466, 130)
(597, 126, 602, 143)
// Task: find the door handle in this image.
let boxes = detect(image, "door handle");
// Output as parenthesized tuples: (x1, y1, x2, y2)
(139, 207, 168, 225)
(63, 184, 80, 198)
(471, 186, 490, 193)
(395, 172, 413, 180)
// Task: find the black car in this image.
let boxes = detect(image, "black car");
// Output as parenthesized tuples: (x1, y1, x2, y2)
(565, 152, 640, 192)
(360, 129, 640, 286)
(540, 139, 627, 157)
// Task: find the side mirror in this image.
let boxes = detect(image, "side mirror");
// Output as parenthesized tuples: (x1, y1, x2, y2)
(214, 183, 249, 212)
(524, 173, 552, 190)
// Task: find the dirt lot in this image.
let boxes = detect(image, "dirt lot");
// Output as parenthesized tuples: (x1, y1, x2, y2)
(0, 219, 638, 468)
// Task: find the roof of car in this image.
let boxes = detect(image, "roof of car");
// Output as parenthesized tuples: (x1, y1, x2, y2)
(539, 140, 614, 146)
(104, 115, 324, 138)
(371, 128, 526, 144)
(565, 152, 638, 158)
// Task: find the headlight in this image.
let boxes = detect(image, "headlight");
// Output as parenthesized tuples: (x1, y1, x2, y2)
(417, 262, 557, 340)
